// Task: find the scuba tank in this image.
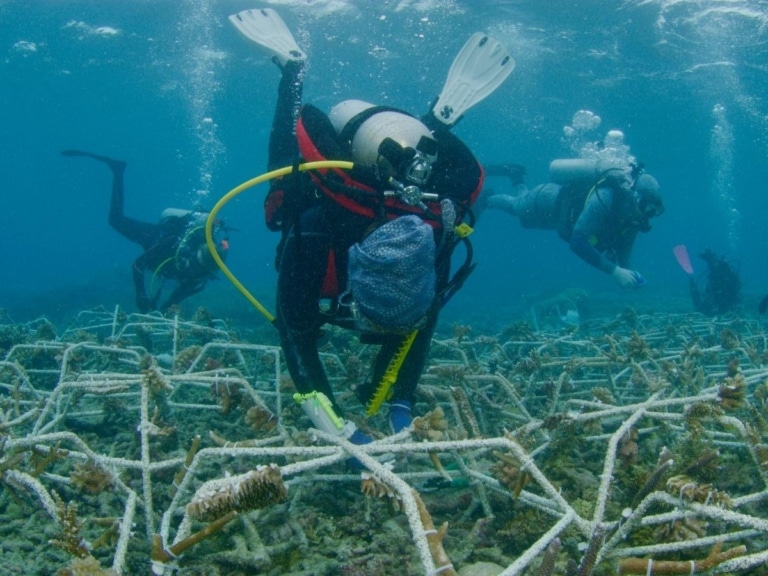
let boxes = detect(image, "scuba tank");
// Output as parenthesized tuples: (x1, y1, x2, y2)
(548, 158, 626, 185)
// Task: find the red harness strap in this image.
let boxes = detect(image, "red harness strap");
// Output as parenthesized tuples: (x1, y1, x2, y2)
(296, 114, 449, 225)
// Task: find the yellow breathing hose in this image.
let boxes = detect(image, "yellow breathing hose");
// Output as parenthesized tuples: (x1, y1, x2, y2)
(205, 160, 354, 324)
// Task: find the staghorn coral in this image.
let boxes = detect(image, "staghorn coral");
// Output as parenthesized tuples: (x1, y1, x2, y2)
(244, 404, 278, 434)
(500, 320, 536, 342)
(590, 386, 615, 404)
(451, 385, 482, 438)
(718, 327, 739, 350)
(618, 428, 639, 466)
(412, 407, 451, 442)
(620, 542, 746, 575)
(665, 474, 733, 508)
(360, 471, 403, 511)
(174, 344, 202, 372)
(753, 380, 768, 412)
(211, 379, 246, 416)
(626, 331, 650, 362)
(142, 363, 173, 395)
(452, 323, 472, 343)
(717, 372, 746, 411)
(428, 363, 469, 383)
(412, 489, 457, 576)
(31, 442, 69, 477)
(50, 491, 90, 559)
(631, 452, 675, 509)
(654, 517, 708, 543)
(491, 450, 529, 497)
(70, 460, 113, 495)
(342, 351, 365, 384)
(683, 401, 722, 436)
(187, 464, 288, 522)
(57, 555, 118, 576)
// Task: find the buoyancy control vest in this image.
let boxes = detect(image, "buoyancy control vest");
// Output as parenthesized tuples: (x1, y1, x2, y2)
(263, 104, 484, 231)
(555, 170, 633, 242)
(151, 211, 228, 281)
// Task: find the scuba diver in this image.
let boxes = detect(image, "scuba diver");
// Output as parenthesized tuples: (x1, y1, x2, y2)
(484, 158, 665, 288)
(61, 150, 230, 313)
(689, 248, 741, 315)
(230, 8, 512, 445)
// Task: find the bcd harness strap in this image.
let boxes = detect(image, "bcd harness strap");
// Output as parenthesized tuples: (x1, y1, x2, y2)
(337, 105, 411, 156)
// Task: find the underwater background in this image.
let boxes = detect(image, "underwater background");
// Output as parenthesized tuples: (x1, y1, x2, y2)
(3, 0, 768, 329)
(3, 2, 768, 576)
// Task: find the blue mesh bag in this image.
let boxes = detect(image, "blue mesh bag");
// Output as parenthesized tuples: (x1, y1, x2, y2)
(347, 215, 436, 331)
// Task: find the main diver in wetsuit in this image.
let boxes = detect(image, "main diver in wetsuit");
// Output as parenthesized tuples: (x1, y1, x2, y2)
(233, 9, 489, 444)
(61, 150, 230, 313)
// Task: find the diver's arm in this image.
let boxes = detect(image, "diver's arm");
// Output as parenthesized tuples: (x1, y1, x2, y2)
(161, 279, 205, 312)
(570, 194, 616, 274)
(569, 191, 616, 273)
(569, 231, 616, 273)
(614, 228, 638, 269)
(132, 257, 153, 313)
(268, 60, 304, 170)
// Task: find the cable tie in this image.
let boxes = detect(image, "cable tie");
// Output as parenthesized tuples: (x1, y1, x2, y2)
(646, 559, 653, 576)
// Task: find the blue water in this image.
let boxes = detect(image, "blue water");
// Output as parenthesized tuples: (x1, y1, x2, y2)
(2, 0, 767, 328)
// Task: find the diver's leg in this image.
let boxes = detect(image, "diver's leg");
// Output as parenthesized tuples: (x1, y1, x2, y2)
(104, 162, 156, 248)
(276, 205, 337, 405)
(62, 150, 156, 247)
(61, 149, 126, 172)
(494, 183, 560, 228)
(362, 315, 437, 433)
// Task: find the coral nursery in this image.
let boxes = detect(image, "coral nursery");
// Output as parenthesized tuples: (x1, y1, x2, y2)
(0, 306, 767, 575)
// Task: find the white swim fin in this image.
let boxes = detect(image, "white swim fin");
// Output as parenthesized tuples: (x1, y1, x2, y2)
(431, 32, 514, 127)
(229, 8, 306, 65)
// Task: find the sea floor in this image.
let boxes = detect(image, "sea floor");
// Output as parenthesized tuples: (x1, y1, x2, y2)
(0, 304, 767, 576)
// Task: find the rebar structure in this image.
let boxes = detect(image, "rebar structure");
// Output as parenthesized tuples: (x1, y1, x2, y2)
(0, 306, 767, 575)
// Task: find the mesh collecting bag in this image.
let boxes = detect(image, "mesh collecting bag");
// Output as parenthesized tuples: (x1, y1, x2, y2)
(347, 215, 436, 331)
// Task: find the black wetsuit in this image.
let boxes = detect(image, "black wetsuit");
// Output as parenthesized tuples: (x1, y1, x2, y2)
(63, 150, 219, 313)
(266, 61, 482, 413)
(689, 251, 741, 315)
(109, 179, 216, 312)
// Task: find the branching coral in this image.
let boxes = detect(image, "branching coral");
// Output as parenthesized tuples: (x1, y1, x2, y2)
(186, 464, 288, 522)
(4, 307, 768, 576)
(619, 542, 746, 575)
(70, 459, 114, 494)
(50, 491, 90, 559)
(361, 471, 403, 511)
